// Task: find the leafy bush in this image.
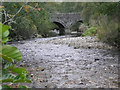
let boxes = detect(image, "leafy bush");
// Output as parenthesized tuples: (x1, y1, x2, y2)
(82, 27, 97, 36)
(25, 4, 56, 37)
(80, 2, 120, 47)
(97, 15, 120, 46)
(11, 17, 37, 40)
(0, 23, 31, 88)
(2, 2, 56, 40)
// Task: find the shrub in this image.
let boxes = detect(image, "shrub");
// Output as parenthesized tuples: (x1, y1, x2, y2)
(82, 27, 97, 36)
(0, 23, 31, 88)
(3, 2, 56, 40)
(10, 17, 37, 40)
(27, 5, 56, 37)
(97, 15, 120, 46)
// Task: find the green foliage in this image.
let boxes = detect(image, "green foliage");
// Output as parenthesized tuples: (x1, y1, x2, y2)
(82, 27, 97, 36)
(79, 2, 120, 47)
(97, 3, 119, 15)
(2, 2, 120, 47)
(2, 85, 11, 88)
(1, 45, 22, 62)
(97, 16, 120, 46)
(18, 86, 27, 88)
(0, 23, 31, 88)
(1, 73, 15, 83)
(11, 17, 37, 40)
(0, 23, 10, 43)
(2, 2, 57, 39)
(27, 5, 55, 37)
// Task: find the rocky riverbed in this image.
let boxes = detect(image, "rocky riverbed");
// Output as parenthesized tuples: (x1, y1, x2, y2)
(11, 36, 119, 88)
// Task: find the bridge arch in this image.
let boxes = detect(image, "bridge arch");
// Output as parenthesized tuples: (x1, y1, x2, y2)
(53, 21, 65, 35)
(70, 20, 83, 32)
(50, 13, 83, 34)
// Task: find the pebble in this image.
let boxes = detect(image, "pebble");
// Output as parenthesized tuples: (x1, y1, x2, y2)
(12, 36, 119, 88)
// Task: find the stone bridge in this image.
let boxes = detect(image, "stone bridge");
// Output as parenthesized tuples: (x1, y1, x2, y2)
(50, 13, 83, 35)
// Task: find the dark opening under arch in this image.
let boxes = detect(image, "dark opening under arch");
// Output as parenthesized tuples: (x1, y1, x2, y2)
(71, 20, 83, 32)
(53, 22, 65, 35)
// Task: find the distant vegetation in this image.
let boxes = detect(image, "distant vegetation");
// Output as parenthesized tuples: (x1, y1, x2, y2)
(1, 2, 120, 47)
(79, 2, 120, 47)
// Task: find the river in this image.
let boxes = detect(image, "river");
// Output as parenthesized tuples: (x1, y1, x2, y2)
(12, 36, 119, 88)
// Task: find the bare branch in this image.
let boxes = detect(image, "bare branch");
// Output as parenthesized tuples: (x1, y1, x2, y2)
(3, 2, 28, 24)
(11, 2, 28, 20)
(3, 9, 7, 23)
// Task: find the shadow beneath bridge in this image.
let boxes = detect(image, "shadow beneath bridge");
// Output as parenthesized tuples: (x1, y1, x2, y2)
(53, 22, 65, 35)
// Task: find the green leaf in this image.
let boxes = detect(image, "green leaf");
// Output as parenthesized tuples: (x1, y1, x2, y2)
(2, 55, 14, 62)
(0, 23, 10, 38)
(4, 62, 13, 69)
(18, 86, 27, 88)
(2, 24, 10, 32)
(2, 37, 9, 44)
(14, 74, 31, 83)
(1, 73, 15, 83)
(1, 45, 22, 62)
(25, 75, 32, 83)
(2, 30, 9, 38)
(2, 85, 11, 88)
(4, 62, 16, 70)
(12, 67, 28, 75)
(13, 75, 25, 83)
(0, 23, 2, 38)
